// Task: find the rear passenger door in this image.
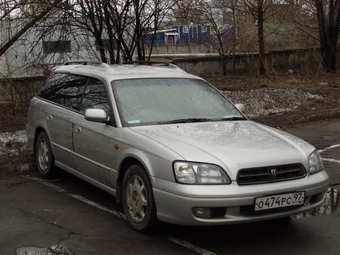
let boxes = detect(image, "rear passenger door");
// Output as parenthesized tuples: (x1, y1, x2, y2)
(38, 73, 86, 169)
(73, 78, 118, 187)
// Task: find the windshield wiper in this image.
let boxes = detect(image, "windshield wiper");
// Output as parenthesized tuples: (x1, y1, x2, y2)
(160, 116, 246, 124)
(212, 116, 246, 121)
(160, 118, 214, 124)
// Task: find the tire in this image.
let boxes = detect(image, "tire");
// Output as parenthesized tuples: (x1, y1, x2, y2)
(34, 131, 55, 178)
(122, 164, 157, 233)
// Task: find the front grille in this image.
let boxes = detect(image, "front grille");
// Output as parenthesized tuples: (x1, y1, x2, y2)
(237, 163, 306, 185)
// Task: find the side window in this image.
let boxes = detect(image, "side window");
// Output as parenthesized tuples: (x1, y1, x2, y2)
(39, 73, 87, 111)
(60, 75, 87, 110)
(78, 78, 111, 115)
(39, 73, 67, 100)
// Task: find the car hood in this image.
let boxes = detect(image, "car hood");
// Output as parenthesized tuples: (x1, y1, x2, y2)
(130, 121, 314, 180)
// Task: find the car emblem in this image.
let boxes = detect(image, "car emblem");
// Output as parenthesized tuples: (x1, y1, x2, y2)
(270, 169, 277, 177)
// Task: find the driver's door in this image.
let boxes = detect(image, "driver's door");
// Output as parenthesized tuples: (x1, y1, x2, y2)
(73, 78, 118, 187)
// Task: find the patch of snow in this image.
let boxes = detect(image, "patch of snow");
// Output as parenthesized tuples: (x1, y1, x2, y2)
(223, 88, 323, 117)
(306, 92, 323, 100)
(0, 130, 28, 157)
(16, 244, 73, 255)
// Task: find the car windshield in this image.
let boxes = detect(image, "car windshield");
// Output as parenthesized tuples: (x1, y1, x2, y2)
(112, 78, 245, 126)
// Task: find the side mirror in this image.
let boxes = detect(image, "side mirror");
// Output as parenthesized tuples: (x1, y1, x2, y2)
(84, 108, 109, 123)
(235, 103, 246, 113)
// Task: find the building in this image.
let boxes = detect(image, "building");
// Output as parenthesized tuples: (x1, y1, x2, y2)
(0, 17, 110, 78)
(144, 25, 213, 46)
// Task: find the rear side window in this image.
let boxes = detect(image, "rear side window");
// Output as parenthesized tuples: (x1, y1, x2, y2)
(78, 78, 111, 114)
(39, 73, 87, 111)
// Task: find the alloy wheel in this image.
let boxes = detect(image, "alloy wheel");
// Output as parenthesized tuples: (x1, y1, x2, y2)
(126, 174, 149, 223)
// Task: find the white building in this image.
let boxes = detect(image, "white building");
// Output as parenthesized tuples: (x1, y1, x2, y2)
(0, 17, 104, 78)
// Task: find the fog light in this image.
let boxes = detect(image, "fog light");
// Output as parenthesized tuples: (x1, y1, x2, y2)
(193, 207, 211, 218)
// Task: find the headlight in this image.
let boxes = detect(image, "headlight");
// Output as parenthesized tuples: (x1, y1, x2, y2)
(308, 150, 324, 174)
(173, 161, 231, 184)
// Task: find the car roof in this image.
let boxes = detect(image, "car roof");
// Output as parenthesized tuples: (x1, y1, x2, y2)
(53, 63, 202, 82)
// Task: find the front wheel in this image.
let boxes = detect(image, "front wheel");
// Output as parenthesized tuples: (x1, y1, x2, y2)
(122, 165, 157, 233)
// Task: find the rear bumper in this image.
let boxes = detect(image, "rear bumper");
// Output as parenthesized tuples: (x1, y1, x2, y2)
(152, 171, 329, 225)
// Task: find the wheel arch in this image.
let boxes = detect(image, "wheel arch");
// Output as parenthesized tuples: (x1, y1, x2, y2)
(33, 126, 48, 152)
(116, 156, 152, 205)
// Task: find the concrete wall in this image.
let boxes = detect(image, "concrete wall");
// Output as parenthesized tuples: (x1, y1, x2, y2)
(171, 54, 259, 76)
(0, 55, 8, 76)
(151, 48, 340, 76)
(0, 76, 45, 111)
(268, 48, 324, 73)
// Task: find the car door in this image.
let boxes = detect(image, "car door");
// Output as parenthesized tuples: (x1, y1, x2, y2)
(72, 77, 119, 187)
(38, 73, 86, 170)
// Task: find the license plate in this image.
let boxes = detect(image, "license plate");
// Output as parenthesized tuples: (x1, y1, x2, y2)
(254, 192, 304, 211)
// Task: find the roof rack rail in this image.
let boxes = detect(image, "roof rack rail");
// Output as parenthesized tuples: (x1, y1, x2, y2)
(125, 61, 175, 67)
(64, 61, 102, 66)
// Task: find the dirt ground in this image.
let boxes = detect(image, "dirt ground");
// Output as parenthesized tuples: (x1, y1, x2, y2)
(206, 72, 340, 127)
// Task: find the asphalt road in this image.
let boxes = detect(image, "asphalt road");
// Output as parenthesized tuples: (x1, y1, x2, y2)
(285, 119, 340, 185)
(1, 118, 340, 255)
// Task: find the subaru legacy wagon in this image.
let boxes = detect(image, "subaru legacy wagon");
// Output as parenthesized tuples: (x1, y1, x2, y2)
(27, 62, 329, 232)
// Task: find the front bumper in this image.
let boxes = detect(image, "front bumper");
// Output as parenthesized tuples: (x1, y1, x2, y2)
(152, 171, 329, 225)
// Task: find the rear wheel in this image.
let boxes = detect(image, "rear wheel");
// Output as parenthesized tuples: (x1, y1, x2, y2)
(122, 164, 157, 233)
(34, 131, 55, 178)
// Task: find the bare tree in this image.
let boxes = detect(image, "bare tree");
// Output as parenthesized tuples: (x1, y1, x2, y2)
(0, 0, 63, 57)
(147, 0, 173, 60)
(199, 0, 230, 75)
(69, 0, 108, 63)
(243, 0, 274, 75)
(226, 0, 240, 73)
(292, 0, 339, 72)
(172, 0, 207, 24)
(68, 0, 168, 63)
(314, 0, 340, 72)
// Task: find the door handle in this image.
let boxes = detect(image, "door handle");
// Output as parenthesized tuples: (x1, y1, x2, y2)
(75, 127, 82, 133)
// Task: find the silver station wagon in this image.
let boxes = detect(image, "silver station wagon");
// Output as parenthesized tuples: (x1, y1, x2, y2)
(27, 62, 329, 232)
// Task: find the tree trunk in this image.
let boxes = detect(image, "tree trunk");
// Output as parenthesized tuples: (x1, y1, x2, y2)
(257, 2, 266, 75)
(218, 36, 227, 75)
(232, 3, 237, 74)
(96, 38, 107, 63)
(107, 33, 116, 64)
(315, 0, 340, 73)
(321, 42, 337, 72)
(222, 55, 227, 76)
(104, 7, 116, 64)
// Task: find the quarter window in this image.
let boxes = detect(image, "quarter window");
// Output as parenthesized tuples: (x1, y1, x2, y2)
(38, 73, 86, 111)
